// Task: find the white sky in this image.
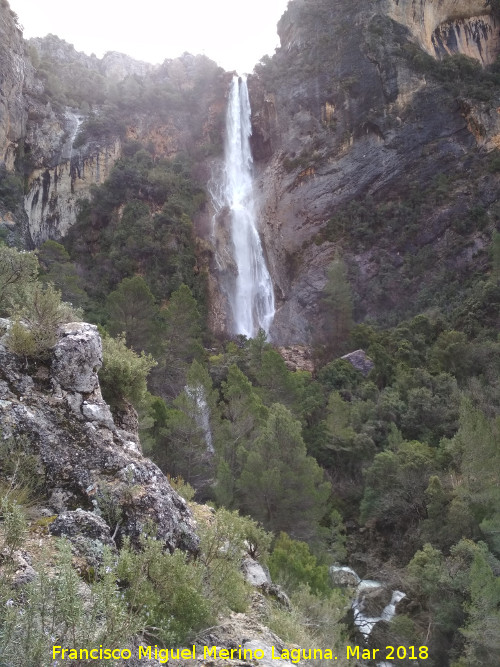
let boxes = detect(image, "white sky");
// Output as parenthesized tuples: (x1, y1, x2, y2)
(7, 0, 290, 74)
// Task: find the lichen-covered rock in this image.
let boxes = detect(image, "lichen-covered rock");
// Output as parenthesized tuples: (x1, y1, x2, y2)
(51, 322, 103, 393)
(49, 509, 116, 568)
(49, 509, 114, 544)
(0, 321, 199, 554)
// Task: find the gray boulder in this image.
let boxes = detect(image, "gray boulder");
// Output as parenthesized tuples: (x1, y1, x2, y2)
(341, 350, 375, 377)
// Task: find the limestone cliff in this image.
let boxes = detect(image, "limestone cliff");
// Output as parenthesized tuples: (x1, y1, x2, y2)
(0, 0, 27, 170)
(383, 0, 499, 64)
(2, 0, 500, 344)
(246, 0, 500, 343)
(0, 319, 198, 552)
(0, 2, 227, 248)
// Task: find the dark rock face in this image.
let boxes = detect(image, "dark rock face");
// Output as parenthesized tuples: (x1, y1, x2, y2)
(247, 0, 500, 343)
(0, 321, 199, 554)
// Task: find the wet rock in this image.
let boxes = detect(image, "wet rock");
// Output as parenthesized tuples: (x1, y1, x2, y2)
(330, 565, 361, 587)
(358, 585, 393, 617)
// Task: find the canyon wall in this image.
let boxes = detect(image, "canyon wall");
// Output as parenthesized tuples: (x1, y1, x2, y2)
(0, 1, 27, 169)
(249, 0, 500, 343)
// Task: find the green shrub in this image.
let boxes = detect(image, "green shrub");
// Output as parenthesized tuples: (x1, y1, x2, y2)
(0, 497, 27, 555)
(197, 508, 262, 614)
(99, 334, 157, 409)
(0, 168, 23, 210)
(117, 537, 211, 645)
(168, 476, 196, 502)
(6, 283, 81, 359)
(267, 584, 348, 660)
(268, 532, 331, 597)
(0, 540, 140, 664)
(0, 245, 39, 316)
(0, 435, 44, 505)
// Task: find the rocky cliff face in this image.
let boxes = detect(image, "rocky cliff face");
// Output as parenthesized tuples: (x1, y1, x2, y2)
(246, 0, 500, 343)
(0, 319, 198, 552)
(0, 2, 227, 248)
(384, 0, 499, 64)
(0, 1, 27, 170)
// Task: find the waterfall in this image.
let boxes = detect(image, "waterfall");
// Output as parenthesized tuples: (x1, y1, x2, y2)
(62, 110, 83, 161)
(222, 75, 275, 338)
(185, 385, 214, 454)
(352, 580, 406, 637)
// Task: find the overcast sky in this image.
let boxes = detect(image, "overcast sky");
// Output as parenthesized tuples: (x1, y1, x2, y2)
(7, 0, 290, 74)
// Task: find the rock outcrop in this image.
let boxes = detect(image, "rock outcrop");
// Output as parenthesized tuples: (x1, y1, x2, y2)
(0, 319, 198, 553)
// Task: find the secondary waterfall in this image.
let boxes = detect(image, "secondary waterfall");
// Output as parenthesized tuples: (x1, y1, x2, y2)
(185, 385, 214, 454)
(222, 75, 275, 338)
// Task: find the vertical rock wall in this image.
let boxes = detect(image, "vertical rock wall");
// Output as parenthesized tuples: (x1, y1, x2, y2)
(25, 139, 121, 246)
(384, 0, 499, 64)
(0, 2, 27, 169)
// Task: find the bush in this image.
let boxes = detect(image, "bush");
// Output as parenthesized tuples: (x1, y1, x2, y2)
(168, 476, 196, 502)
(99, 334, 157, 409)
(6, 283, 81, 359)
(0, 168, 23, 210)
(268, 532, 331, 597)
(0, 541, 140, 664)
(117, 537, 211, 645)
(0, 496, 27, 555)
(267, 584, 348, 659)
(197, 508, 267, 614)
(0, 245, 38, 316)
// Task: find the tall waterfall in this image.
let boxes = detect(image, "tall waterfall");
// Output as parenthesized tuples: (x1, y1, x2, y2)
(222, 75, 275, 338)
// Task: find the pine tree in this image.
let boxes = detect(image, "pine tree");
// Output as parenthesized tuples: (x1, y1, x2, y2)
(159, 284, 204, 397)
(238, 403, 330, 542)
(106, 276, 158, 352)
(322, 251, 353, 357)
(215, 365, 267, 507)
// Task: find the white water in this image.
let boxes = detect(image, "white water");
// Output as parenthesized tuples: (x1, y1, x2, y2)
(62, 110, 83, 161)
(330, 565, 405, 642)
(223, 75, 275, 338)
(185, 385, 214, 454)
(352, 580, 406, 637)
